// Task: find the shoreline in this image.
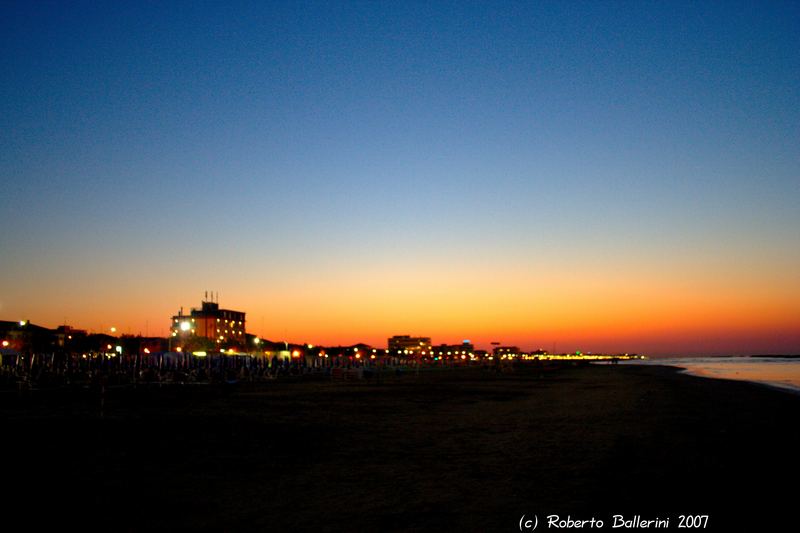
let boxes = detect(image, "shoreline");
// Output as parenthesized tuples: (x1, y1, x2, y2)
(2, 363, 798, 531)
(624, 357, 800, 395)
(676, 367, 800, 396)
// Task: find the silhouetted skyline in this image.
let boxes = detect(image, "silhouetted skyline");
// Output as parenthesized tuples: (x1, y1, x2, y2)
(2, 1, 798, 355)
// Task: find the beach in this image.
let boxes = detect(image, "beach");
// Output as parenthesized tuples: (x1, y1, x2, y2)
(3, 364, 799, 531)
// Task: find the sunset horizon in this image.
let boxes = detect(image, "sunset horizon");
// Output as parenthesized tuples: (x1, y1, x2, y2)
(3, 3, 797, 360)
(2, 3, 800, 530)
(3, 286, 797, 356)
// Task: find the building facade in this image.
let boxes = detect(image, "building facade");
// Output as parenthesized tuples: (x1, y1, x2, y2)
(431, 340, 475, 357)
(493, 346, 520, 357)
(171, 299, 246, 349)
(388, 335, 431, 356)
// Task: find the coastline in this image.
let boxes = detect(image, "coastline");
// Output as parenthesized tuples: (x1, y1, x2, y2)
(676, 367, 800, 396)
(626, 357, 800, 395)
(3, 363, 798, 531)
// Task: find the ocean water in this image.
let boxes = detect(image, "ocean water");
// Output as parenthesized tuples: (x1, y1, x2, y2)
(624, 357, 800, 394)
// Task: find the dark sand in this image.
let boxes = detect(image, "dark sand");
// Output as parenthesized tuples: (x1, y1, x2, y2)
(3, 364, 799, 532)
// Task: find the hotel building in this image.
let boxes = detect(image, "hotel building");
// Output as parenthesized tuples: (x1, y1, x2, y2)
(388, 335, 431, 356)
(171, 298, 246, 347)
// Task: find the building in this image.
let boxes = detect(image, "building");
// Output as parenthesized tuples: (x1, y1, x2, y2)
(431, 340, 475, 358)
(54, 325, 87, 349)
(388, 335, 431, 356)
(493, 346, 520, 357)
(0, 320, 57, 353)
(171, 297, 246, 349)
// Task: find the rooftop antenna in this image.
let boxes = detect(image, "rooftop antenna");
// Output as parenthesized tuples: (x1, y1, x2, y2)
(205, 290, 208, 301)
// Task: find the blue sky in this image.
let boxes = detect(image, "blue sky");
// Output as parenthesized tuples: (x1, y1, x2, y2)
(1, 1, 798, 353)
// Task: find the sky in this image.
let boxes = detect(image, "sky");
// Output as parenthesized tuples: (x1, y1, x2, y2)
(1, 1, 798, 355)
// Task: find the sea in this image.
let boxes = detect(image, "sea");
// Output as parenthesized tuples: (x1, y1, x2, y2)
(623, 356, 800, 394)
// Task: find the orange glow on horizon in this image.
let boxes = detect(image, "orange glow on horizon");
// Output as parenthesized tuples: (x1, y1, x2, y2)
(3, 256, 797, 356)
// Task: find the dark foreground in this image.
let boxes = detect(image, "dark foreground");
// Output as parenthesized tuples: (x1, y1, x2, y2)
(3, 364, 799, 532)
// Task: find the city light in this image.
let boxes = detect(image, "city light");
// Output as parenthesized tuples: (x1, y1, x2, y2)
(19, 320, 26, 326)
(1, 340, 8, 347)
(180, 321, 191, 332)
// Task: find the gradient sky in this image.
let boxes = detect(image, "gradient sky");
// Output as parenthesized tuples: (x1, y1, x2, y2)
(1, 1, 798, 355)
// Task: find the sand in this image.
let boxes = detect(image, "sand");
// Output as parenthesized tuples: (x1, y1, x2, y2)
(3, 364, 799, 531)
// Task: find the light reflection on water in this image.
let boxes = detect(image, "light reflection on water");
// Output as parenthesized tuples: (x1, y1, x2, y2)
(624, 357, 800, 393)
